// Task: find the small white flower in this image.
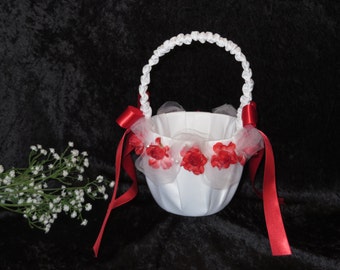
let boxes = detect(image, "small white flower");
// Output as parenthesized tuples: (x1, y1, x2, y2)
(71, 211, 77, 218)
(85, 203, 92, 211)
(3, 176, 12, 185)
(77, 166, 84, 173)
(37, 144, 42, 149)
(63, 205, 70, 212)
(71, 149, 79, 156)
(83, 158, 89, 168)
(53, 197, 61, 204)
(81, 219, 88, 226)
(71, 157, 77, 163)
(40, 149, 47, 155)
(5, 187, 13, 193)
(81, 151, 88, 157)
(34, 184, 42, 190)
(86, 187, 92, 193)
(49, 148, 55, 153)
(48, 164, 54, 169)
(62, 170, 68, 177)
(68, 141, 74, 147)
(44, 224, 51, 233)
(30, 145, 38, 151)
(9, 170, 15, 178)
(98, 185, 106, 194)
(109, 181, 115, 188)
(77, 175, 83, 181)
(43, 182, 48, 188)
(0, 165, 4, 174)
(34, 165, 43, 172)
(104, 194, 108, 200)
(96, 175, 104, 183)
(53, 153, 60, 160)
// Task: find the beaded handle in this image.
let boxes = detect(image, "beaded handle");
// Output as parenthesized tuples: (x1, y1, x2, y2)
(138, 31, 254, 124)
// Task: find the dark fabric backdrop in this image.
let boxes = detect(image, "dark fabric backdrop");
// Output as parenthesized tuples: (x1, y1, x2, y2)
(0, 1, 339, 269)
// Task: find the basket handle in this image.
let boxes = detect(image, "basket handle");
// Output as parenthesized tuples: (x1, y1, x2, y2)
(138, 31, 254, 123)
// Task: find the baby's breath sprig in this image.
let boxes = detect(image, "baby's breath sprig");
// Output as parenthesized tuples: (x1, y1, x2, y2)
(0, 142, 114, 233)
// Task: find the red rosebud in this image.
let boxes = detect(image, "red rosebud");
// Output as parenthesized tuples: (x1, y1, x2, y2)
(180, 147, 208, 175)
(129, 134, 144, 155)
(146, 137, 172, 169)
(211, 142, 239, 169)
(146, 145, 168, 160)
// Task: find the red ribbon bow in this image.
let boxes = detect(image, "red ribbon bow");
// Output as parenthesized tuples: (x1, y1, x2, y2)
(93, 102, 291, 257)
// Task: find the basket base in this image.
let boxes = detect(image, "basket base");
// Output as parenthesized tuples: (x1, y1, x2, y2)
(145, 169, 241, 217)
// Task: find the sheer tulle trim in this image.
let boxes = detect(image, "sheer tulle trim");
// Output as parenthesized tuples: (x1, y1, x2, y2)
(131, 102, 263, 189)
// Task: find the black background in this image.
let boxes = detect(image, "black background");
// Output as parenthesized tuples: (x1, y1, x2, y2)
(0, 1, 339, 269)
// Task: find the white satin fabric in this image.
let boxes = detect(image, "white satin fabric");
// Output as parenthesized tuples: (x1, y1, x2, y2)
(131, 103, 263, 216)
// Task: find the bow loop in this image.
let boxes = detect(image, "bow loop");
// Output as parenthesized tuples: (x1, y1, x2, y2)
(116, 106, 144, 129)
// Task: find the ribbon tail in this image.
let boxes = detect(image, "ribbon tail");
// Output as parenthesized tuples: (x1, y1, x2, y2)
(259, 131, 291, 256)
(242, 102, 290, 255)
(93, 205, 113, 258)
(248, 148, 284, 205)
(93, 129, 138, 257)
(248, 149, 265, 199)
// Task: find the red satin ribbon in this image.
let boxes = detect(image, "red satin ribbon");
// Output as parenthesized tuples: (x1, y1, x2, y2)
(93, 106, 143, 257)
(116, 105, 144, 129)
(242, 101, 258, 127)
(243, 102, 291, 256)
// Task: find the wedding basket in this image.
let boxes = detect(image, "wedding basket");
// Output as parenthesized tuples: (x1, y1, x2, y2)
(94, 31, 291, 257)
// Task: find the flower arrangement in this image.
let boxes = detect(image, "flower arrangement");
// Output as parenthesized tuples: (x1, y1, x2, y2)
(130, 136, 246, 175)
(0, 142, 113, 233)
